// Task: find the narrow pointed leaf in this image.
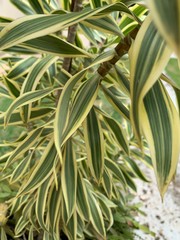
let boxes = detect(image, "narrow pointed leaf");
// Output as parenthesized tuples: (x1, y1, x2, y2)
(84, 107, 104, 182)
(18, 139, 57, 195)
(130, 15, 172, 141)
(83, 16, 122, 36)
(20, 55, 58, 122)
(103, 115, 129, 155)
(85, 182, 106, 238)
(48, 176, 62, 233)
(7, 57, 37, 80)
(105, 158, 126, 186)
(10, 0, 34, 15)
(146, 0, 180, 59)
(4, 88, 56, 126)
(76, 172, 90, 221)
(142, 81, 180, 197)
(0, 3, 135, 50)
(65, 212, 77, 240)
(101, 84, 130, 120)
(22, 35, 93, 57)
(35, 177, 52, 231)
(10, 152, 34, 183)
(5, 127, 43, 168)
(61, 139, 77, 220)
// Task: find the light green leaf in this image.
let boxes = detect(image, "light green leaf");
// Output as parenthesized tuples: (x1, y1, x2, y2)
(0, 227, 7, 240)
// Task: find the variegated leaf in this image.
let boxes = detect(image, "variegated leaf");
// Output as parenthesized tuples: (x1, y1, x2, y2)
(83, 107, 104, 183)
(0, 3, 135, 50)
(61, 139, 77, 220)
(146, 0, 180, 59)
(17, 138, 57, 195)
(4, 88, 57, 126)
(130, 15, 172, 142)
(142, 81, 180, 197)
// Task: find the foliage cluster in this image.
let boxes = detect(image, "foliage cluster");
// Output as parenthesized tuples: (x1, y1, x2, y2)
(0, 0, 179, 239)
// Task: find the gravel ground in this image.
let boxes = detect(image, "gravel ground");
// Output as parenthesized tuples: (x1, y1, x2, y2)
(133, 162, 180, 240)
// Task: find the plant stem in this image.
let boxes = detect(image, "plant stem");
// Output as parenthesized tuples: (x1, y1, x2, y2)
(62, 0, 83, 72)
(55, 0, 83, 106)
(97, 28, 139, 77)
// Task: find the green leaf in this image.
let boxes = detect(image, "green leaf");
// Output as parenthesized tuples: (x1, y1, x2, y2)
(4, 77, 20, 98)
(142, 81, 180, 197)
(76, 172, 90, 221)
(124, 156, 150, 182)
(84, 107, 104, 182)
(120, 4, 147, 35)
(105, 158, 126, 186)
(54, 70, 86, 160)
(5, 127, 42, 166)
(103, 115, 129, 155)
(101, 84, 130, 120)
(147, 0, 180, 59)
(10, 152, 34, 183)
(4, 87, 56, 126)
(7, 57, 37, 80)
(102, 168, 113, 198)
(28, 0, 44, 14)
(130, 15, 171, 142)
(65, 212, 77, 240)
(20, 55, 58, 122)
(47, 176, 62, 234)
(55, 72, 100, 160)
(15, 216, 29, 236)
(83, 16, 123, 36)
(85, 181, 106, 238)
(61, 139, 77, 220)
(22, 35, 93, 57)
(0, 3, 135, 50)
(10, 0, 34, 15)
(18, 138, 57, 194)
